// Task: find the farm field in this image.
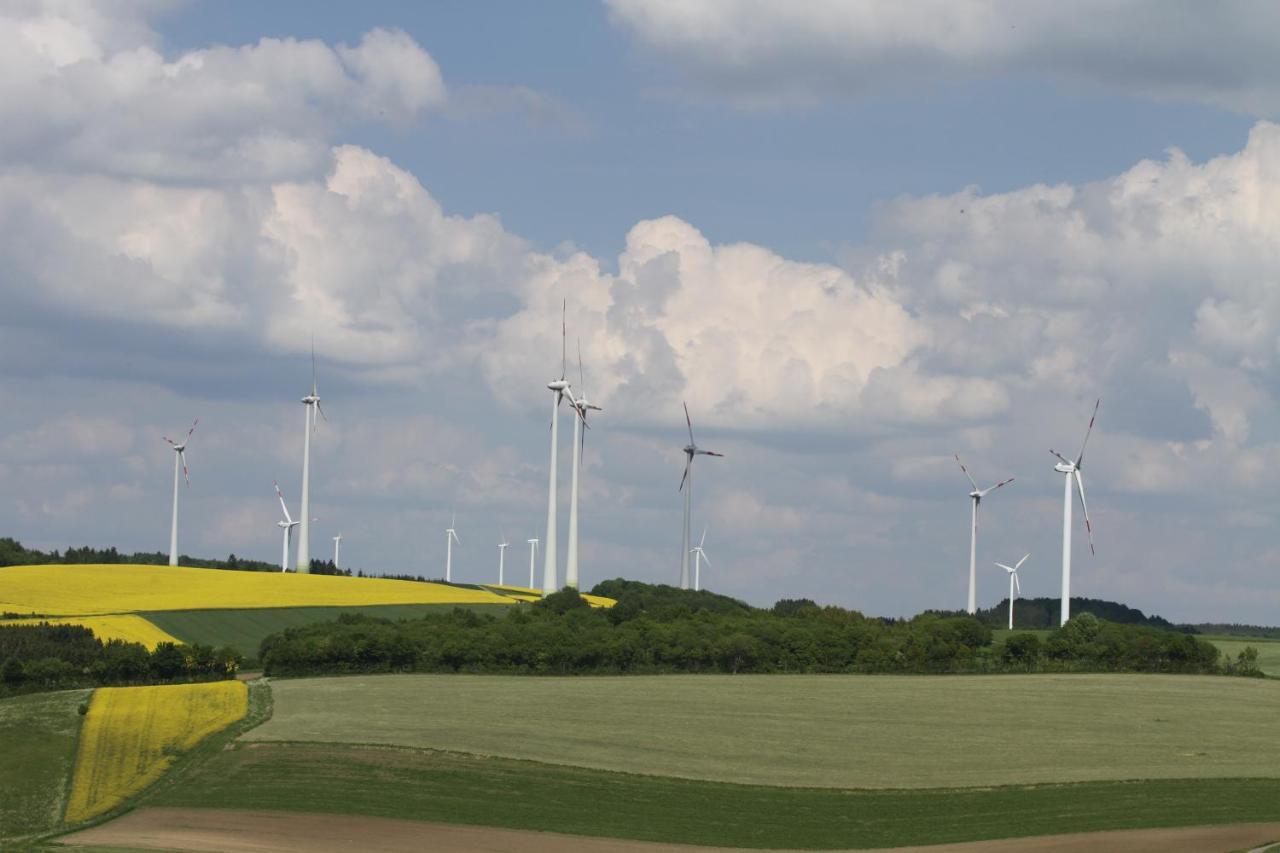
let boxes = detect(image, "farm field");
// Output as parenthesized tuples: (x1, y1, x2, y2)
(0, 614, 180, 650)
(65, 680, 248, 822)
(1200, 635, 1280, 675)
(0, 563, 517, 616)
(247, 673, 1280, 789)
(0, 688, 90, 840)
(145, 603, 513, 662)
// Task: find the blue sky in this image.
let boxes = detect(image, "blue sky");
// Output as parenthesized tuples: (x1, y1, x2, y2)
(3, 1, 1280, 623)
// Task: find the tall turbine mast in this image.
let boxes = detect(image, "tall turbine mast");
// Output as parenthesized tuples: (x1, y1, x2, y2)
(955, 454, 1014, 614)
(445, 513, 460, 582)
(1051, 399, 1099, 626)
(527, 537, 539, 588)
(497, 530, 509, 585)
(333, 533, 342, 568)
(542, 300, 571, 594)
(296, 344, 327, 573)
(679, 403, 723, 589)
(566, 339, 602, 590)
(163, 418, 198, 567)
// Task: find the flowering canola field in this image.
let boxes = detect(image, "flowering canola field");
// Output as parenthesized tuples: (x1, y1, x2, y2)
(483, 584, 615, 608)
(0, 615, 180, 649)
(64, 680, 248, 822)
(0, 564, 517, 616)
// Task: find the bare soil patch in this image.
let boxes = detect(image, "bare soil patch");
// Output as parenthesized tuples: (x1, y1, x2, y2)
(58, 808, 1280, 853)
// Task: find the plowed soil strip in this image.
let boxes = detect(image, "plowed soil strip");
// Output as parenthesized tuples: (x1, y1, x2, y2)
(57, 808, 1280, 852)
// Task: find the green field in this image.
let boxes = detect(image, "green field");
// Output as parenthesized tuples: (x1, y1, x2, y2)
(147, 742, 1280, 850)
(0, 688, 90, 840)
(1200, 635, 1280, 675)
(247, 673, 1280, 789)
(144, 603, 511, 663)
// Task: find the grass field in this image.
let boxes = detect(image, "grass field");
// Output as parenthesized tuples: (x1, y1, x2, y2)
(247, 673, 1280, 789)
(65, 681, 248, 823)
(145, 603, 513, 662)
(0, 688, 90, 840)
(1200, 635, 1280, 675)
(148, 742, 1280, 849)
(0, 564, 517, 616)
(0, 615, 180, 650)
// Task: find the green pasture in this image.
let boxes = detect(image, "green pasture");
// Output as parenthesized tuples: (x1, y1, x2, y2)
(247, 673, 1280, 789)
(149, 742, 1280, 849)
(0, 688, 90, 841)
(1200, 635, 1280, 675)
(144, 603, 511, 663)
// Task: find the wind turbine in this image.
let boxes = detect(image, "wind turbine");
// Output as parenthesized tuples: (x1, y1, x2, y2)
(566, 340, 602, 591)
(497, 531, 509, 585)
(332, 533, 342, 568)
(955, 454, 1014, 615)
(1051, 399, 1099, 626)
(690, 526, 710, 592)
(295, 346, 328, 574)
(994, 554, 1029, 630)
(527, 537, 539, 588)
(679, 403, 723, 589)
(163, 419, 198, 567)
(445, 513, 460, 582)
(273, 481, 300, 572)
(542, 300, 572, 594)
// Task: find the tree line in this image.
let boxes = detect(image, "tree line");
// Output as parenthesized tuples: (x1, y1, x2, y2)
(259, 580, 1255, 678)
(0, 537, 350, 575)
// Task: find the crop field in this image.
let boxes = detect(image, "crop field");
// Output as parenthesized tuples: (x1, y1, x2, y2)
(145, 603, 514, 662)
(0, 563, 517, 616)
(0, 614, 179, 650)
(0, 688, 90, 841)
(247, 673, 1280, 789)
(65, 680, 248, 823)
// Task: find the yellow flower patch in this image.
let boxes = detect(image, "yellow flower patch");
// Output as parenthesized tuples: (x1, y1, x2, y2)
(0, 614, 180, 650)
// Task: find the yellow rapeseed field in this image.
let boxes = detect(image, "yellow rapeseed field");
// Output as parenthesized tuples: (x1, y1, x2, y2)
(0, 564, 517, 616)
(64, 680, 248, 822)
(0, 615, 179, 649)
(483, 583, 616, 608)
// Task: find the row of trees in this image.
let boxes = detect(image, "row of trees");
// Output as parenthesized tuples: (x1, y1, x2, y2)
(0, 623, 242, 696)
(260, 581, 1242, 678)
(0, 537, 350, 575)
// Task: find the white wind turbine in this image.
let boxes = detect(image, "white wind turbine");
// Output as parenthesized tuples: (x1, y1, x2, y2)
(542, 301, 572, 594)
(690, 526, 710, 592)
(566, 340, 602, 591)
(679, 403, 723, 589)
(445, 513, 460, 582)
(273, 481, 300, 572)
(497, 531, 509, 585)
(332, 533, 342, 568)
(994, 554, 1029, 630)
(163, 419, 198, 567)
(295, 347, 328, 574)
(955, 454, 1014, 615)
(1051, 399, 1099, 626)
(527, 537, 539, 588)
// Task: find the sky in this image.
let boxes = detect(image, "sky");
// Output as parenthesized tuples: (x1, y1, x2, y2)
(2, 0, 1280, 623)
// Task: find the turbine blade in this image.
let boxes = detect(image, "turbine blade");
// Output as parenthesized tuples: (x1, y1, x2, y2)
(1074, 470, 1095, 555)
(163, 436, 176, 447)
(316, 401, 328, 423)
(578, 338, 584, 396)
(179, 451, 189, 485)
(995, 562, 1013, 571)
(1076, 398, 1100, 466)
(560, 298, 567, 380)
(1013, 574, 1021, 595)
(684, 401, 695, 445)
(955, 454, 979, 491)
(1015, 553, 1030, 569)
(699, 526, 707, 548)
(679, 456, 691, 492)
(699, 450, 724, 457)
(700, 551, 711, 566)
(187, 418, 199, 439)
(980, 476, 1014, 497)
(274, 481, 293, 523)
(1049, 449, 1071, 465)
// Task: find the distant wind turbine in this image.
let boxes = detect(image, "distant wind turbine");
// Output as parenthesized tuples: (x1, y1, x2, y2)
(163, 418, 198, 567)
(296, 345, 328, 574)
(497, 530, 509, 585)
(542, 301, 572, 594)
(679, 403, 723, 589)
(332, 532, 342, 568)
(1051, 399, 1099, 626)
(995, 554, 1029, 630)
(527, 537, 539, 588)
(566, 339, 602, 591)
(274, 481, 300, 572)
(690, 526, 710, 592)
(955, 454, 1014, 615)
(445, 513, 460, 582)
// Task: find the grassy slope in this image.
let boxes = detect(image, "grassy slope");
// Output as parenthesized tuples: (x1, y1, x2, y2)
(144, 604, 512, 663)
(246, 673, 1280, 789)
(0, 688, 90, 840)
(150, 742, 1280, 850)
(1200, 635, 1280, 675)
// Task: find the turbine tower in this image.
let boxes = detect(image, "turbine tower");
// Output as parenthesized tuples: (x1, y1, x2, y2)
(1051, 399, 1099, 626)
(995, 554, 1029, 630)
(690, 526, 710, 592)
(163, 419, 198, 567)
(333, 533, 342, 568)
(542, 301, 571, 594)
(566, 340, 602, 590)
(497, 531, 509, 585)
(445, 514, 460, 582)
(274, 481, 300, 572)
(679, 403, 723, 589)
(955, 454, 1014, 614)
(295, 349, 327, 574)
(527, 537, 539, 588)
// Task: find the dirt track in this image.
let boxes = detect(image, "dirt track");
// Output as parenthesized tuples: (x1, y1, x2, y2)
(57, 808, 1280, 852)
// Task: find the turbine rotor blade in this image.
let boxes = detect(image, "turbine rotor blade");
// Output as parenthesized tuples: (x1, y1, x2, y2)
(700, 550, 711, 566)
(683, 401, 695, 445)
(979, 476, 1015, 497)
(1049, 449, 1071, 465)
(955, 453, 979, 491)
(699, 450, 724, 457)
(179, 451, 189, 485)
(1076, 398, 1100, 466)
(1013, 574, 1021, 595)
(1015, 553, 1030, 569)
(274, 480, 293, 523)
(699, 526, 707, 548)
(678, 456, 691, 492)
(1073, 469, 1095, 555)
(577, 338, 584, 396)
(560, 298, 567, 380)
(187, 418, 199, 439)
(995, 562, 1014, 572)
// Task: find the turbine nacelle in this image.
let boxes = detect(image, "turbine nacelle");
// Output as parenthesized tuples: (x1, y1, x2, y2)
(547, 379, 570, 393)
